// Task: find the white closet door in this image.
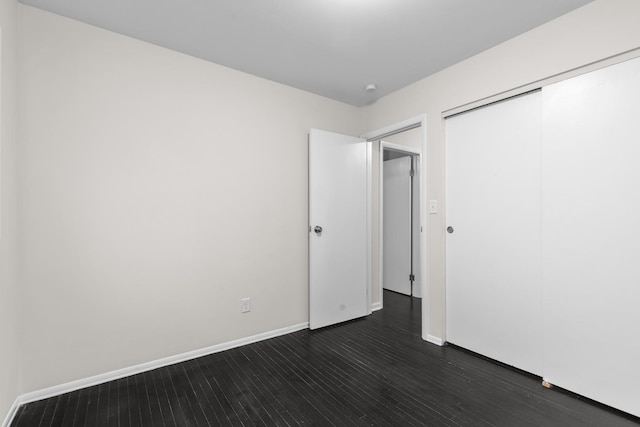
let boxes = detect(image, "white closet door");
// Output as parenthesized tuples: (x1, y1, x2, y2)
(446, 92, 542, 375)
(542, 57, 640, 417)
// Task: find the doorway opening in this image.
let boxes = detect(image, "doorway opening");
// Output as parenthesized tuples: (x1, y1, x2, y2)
(308, 115, 429, 338)
(381, 143, 422, 336)
(378, 140, 422, 335)
(361, 115, 428, 340)
(382, 145, 421, 297)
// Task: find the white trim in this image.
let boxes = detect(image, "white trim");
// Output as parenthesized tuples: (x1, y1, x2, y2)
(360, 114, 425, 142)
(366, 139, 373, 315)
(426, 335, 445, 346)
(371, 302, 383, 312)
(419, 116, 429, 343)
(442, 48, 640, 119)
(380, 141, 421, 157)
(16, 322, 308, 406)
(378, 143, 384, 309)
(1, 398, 20, 427)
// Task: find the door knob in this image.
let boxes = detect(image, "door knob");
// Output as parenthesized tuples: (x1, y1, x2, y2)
(314, 226, 323, 234)
(447, 226, 454, 234)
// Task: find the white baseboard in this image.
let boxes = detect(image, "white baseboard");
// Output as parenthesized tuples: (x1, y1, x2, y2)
(426, 334, 445, 346)
(15, 322, 309, 407)
(1, 398, 20, 427)
(371, 302, 383, 312)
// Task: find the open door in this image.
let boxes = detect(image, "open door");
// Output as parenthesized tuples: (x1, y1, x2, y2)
(309, 129, 368, 330)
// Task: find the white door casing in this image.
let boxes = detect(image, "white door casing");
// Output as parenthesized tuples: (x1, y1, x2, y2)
(309, 129, 368, 329)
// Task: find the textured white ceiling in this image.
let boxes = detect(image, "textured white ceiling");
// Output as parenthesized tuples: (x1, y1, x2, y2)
(19, 0, 593, 106)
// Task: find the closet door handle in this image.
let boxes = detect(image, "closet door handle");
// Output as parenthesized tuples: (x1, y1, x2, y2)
(447, 226, 454, 234)
(314, 226, 323, 234)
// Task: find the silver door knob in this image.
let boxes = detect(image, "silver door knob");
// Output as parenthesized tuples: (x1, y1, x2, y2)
(447, 226, 454, 234)
(314, 226, 323, 234)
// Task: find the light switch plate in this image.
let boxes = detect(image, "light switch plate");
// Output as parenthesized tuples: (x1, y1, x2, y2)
(429, 200, 438, 214)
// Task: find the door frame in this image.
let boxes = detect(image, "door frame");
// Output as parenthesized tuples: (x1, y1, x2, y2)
(361, 114, 430, 342)
(379, 143, 421, 301)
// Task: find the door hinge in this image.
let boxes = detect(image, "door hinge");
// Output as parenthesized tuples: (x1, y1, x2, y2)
(409, 274, 415, 282)
(409, 169, 415, 177)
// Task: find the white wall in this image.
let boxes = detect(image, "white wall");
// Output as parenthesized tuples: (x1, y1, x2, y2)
(0, 0, 19, 420)
(17, 5, 363, 393)
(381, 127, 421, 151)
(363, 0, 640, 341)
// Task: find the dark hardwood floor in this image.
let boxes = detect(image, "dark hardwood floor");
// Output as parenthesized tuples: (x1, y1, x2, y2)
(12, 290, 639, 426)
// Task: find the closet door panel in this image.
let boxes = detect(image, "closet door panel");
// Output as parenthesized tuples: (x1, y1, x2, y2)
(542, 56, 640, 417)
(446, 91, 542, 375)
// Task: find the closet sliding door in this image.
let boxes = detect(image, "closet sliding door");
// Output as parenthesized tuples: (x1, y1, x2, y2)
(542, 57, 640, 417)
(446, 92, 542, 375)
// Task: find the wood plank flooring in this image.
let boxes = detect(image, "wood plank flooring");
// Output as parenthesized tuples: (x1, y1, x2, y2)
(12, 291, 639, 426)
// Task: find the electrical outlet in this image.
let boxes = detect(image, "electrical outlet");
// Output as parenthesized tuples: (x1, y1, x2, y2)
(241, 298, 251, 313)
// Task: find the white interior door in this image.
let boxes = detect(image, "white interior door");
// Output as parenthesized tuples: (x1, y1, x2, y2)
(411, 158, 421, 298)
(309, 129, 368, 330)
(445, 91, 542, 375)
(542, 56, 640, 417)
(383, 156, 412, 296)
